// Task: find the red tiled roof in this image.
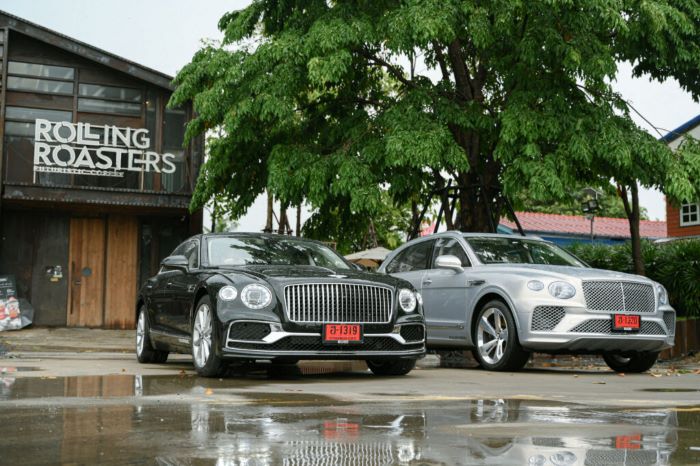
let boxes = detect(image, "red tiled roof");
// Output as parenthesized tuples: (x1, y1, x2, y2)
(500, 212, 667, 239)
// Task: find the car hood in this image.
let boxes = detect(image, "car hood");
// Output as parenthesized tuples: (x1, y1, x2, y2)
(220, 265, 406, 288)
(478, 264, 655, 284)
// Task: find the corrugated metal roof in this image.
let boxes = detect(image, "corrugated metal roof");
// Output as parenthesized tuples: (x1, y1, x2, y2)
(501, 212, 667, 239)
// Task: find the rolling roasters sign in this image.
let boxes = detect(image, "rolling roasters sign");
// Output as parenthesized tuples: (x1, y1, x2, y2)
(33, 119, 177, 178)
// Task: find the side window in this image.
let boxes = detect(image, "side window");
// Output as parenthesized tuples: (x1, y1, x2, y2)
(432, 237, 471, 267)
(183, 241, 199, 269)
(385, 240, 434, 273)
(171, 242, 188, 257)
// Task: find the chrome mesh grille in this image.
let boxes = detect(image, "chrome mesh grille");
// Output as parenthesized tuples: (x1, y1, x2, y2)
(569, 319, 666, 335)
(585, 449, 657, 466)
(284, 283, 393, 323)
(283, 441, 393, 466)
(663, 311, 675, 335)
(582, 281, 656, 313)
(531, 306, 566, 331)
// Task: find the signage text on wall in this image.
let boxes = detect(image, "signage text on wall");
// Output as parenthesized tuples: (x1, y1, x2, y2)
(33, 119, 177, 178)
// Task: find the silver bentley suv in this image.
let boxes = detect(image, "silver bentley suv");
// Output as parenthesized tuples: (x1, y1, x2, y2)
(379, 232, 675, 372)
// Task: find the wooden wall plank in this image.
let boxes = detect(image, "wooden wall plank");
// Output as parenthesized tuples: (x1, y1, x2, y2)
(104, 215, 138, 329)
(67, 218, 105, 327)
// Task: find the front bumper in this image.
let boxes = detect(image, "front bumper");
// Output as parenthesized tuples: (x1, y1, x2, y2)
(515, 300, 675, 354)
(221, 320, 426, 361)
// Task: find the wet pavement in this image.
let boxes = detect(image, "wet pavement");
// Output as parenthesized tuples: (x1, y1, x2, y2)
(0, 366, 700, 465)
(3, 329, 700, 464)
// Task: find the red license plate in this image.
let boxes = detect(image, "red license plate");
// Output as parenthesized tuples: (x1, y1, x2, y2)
(616, 434, 641, 449)
(323, 324, 362, 343)
(613, 314, 640, 331)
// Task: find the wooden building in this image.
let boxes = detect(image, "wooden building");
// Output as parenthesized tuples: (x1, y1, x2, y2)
(0, 11, 203, 328)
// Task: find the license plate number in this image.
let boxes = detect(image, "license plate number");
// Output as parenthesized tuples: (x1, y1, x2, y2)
(613, 314, 640, 331)
(323, 324, 362, 343)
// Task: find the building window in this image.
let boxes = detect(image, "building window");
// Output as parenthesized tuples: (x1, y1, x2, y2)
(681, 202, 700, 226)
(7, 61, 74, 95)
(78, 83, 142, 116)
(3, 106, 73, 185)
(161, 107, 187, 193)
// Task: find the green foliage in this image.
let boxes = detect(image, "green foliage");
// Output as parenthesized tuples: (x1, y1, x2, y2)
(513, 183, 648, 219)
(302, 192, 411, 255)
(568, 240, 700, 318)
(171, 0, 700, 238)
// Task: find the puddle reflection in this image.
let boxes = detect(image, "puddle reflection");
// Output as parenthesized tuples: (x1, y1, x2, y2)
(1, 379, 698, 465)
(1, 369, 699, 465)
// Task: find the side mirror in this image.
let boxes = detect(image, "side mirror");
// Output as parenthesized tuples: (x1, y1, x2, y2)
(435, 255, 464, 273)
(161, 255, 189, 271)
(350, 262, 367, 271)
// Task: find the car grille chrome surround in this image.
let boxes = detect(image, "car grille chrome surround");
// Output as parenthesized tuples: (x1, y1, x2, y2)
(531, 306, 566, 331)
(582, 281, 656, 313)
(663, 311, 676, 335)
(569, 319, 666, 335)
(284, 283, 393, 324)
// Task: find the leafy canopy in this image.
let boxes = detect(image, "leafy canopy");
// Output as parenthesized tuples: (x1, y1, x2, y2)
(171, 0, 700, 235)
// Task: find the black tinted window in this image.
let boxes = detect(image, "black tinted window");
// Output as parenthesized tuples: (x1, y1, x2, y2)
(183, 241, 199, 268)
(385, 240, 434, 273)
(432, 237, 471, 267)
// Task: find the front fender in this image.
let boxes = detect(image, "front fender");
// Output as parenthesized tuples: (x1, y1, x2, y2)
(467, 284, 522, 346)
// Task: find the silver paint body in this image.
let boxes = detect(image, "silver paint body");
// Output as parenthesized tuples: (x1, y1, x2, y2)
(378, 232, 675, 354)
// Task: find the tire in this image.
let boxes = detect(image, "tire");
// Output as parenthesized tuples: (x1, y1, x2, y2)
(471, 300, 529, 372)
(602, 352, 659, 373)
(191, 296, 225, 377)
(136, 306, 169, 364)
(366, 359, 416, 376)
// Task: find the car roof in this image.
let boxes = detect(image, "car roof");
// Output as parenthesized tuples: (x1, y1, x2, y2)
(426, 231, 543, 241)
(197, 232, 330, 246)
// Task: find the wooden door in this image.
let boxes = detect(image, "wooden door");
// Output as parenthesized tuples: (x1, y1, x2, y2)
(67, 218, 106, 327)
(104, 215, 138, 329)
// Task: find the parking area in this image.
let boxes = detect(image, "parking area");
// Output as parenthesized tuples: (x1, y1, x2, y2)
(2, 328, 700, 464)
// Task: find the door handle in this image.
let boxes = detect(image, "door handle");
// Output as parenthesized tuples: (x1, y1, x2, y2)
(422, 279, 433, 286)
(166, 282, 174, 288)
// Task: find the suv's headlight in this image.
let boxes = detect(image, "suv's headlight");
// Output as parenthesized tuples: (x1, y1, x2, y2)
(399, 289, 417, 312)
(218, 285, 238, 301)
(548, 281, 576, 299)
(656, 284, 669, 305)
(241, 284, 272, 309)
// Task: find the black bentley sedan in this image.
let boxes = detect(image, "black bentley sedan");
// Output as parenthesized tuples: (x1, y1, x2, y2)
(136, 233, 425, 377)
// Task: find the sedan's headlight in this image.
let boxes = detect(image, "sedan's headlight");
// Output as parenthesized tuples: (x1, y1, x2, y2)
(548, 281, 576, 299)
(241, 284, 272, 309)
(656, 284, 669, 305)
(218, 285, 238, 301)
(399, 288, 417, 312)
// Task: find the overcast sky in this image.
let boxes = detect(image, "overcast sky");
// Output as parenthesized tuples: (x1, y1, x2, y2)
(3, 0, 699, 225)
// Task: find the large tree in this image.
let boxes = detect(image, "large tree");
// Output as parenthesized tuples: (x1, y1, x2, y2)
(171, 0, 700, 245)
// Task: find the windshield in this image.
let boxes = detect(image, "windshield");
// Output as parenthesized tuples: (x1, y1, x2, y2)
(464, 236, 586, 267)
(207, 236, 351, 270)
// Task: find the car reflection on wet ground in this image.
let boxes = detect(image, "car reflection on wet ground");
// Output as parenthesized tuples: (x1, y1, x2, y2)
(1, 367, 699, 465)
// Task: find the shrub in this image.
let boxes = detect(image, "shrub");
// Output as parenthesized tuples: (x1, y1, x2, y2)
(567, 239, 700, 318)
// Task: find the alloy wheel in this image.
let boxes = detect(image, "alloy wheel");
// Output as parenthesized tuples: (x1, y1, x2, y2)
(193, 304, 212, 368)
(136, 311, 146, 355)
(477, 307, 509, 365)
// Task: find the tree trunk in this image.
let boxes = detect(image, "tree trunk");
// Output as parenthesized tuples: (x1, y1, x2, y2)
(278, 201, 289, 235)
(211, 197, 217, 233)
(618, 182, 645, 276)
(296, 204, 301, 236)
(264, 192, 273, 233)
(454, 171, 499, 232)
